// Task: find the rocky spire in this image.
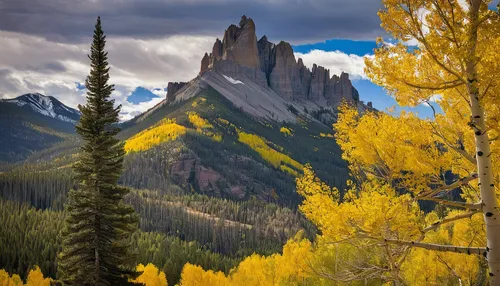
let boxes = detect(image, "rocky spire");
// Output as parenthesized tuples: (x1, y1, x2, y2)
(196, 16, 359, 105)
(198, 15, 267, 86)
(200, 53, 210, 75)
(167, 82, 187, 102)
(309, 64, 329, 101)
(269, 41, 298, 100)
(222, 16, 260, 69)
(212, 38, 223, 59)
(257, 35, 275, 85)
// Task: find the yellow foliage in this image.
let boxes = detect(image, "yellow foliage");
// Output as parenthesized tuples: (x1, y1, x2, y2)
(217, 118, 230, 125)
(237, 132, 302, 176)
(335, 104, 469, 195)
(329, 1, 500, 282)
(319, 132, 334, 138)
(187, 112, 222, 142)
(361, 0, 500, 202)
(184, 1, 499, 284)
(279, 165, 300, 178)
(401, 211, 485, 285)
(297, 166, 486, 284)
(211, 134, 223, 142)
(187, 111, 213, 131)
(25, 267, 52, 286)
(180, 264, 229, 286)
(0, 269, 22, 286)
(279, 127, 293, 137)
(179, 233, 313, 286)
(298, 167, 422, 242)
(0, 267, 51, 286)
(131, 263, 168, 286)
(124, 119, 187, 152)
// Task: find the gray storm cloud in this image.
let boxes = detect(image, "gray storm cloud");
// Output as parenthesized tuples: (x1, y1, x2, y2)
(0, 0, 383, 43)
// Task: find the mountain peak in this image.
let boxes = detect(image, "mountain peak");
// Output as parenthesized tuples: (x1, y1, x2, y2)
(163, 16, 363, 125)
(3, 93, 80, 123)
(239, 15, 252, 27)
(192, 16, 359, 106)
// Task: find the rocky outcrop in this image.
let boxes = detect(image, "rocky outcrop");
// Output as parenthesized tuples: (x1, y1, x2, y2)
(199, 15, 267, 86)
(257, 36, 275, 85)
(196, 166, 222, 192)
(212, 38, 223, 58)
(223, 16, 260, 68)
(297, 59, 311, 98)
(309, 64, 329, 101)
(167, 82, 187, 102)
(269, 42, 299, 100)
(198, 15, 360, 106)
(200, 53, 210, 75)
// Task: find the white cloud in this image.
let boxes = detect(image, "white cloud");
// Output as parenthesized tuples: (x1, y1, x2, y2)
(0, 31, 214, 120)
(151, 88, 167, 98)
(429, 94, 442, 102)
(294, 50, 373, 80)
(120, 97, 164, 121)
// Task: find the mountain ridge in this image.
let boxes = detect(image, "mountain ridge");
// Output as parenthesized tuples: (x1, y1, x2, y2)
(1, 93, 80, 123)
(167, 15, 362, 116)
(0, 93, 79, 163)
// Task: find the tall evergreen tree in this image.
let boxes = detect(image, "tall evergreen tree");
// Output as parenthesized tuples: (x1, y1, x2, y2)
(58, 17, 139, 285)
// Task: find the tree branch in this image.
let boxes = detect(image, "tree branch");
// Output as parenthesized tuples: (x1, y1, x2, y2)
(428, 121, 476, 165)
(383, 239, 486, 255)
(400, 79, 463, 91)
(423, 211, 480, 233)
(418, 197, 482, 210)
(418, 173, 478, 198)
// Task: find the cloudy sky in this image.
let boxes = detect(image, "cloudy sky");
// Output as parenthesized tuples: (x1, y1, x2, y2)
(0, 0, 460, 120)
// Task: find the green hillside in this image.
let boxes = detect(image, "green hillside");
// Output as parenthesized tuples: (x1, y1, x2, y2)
(119, 86, 348, 206)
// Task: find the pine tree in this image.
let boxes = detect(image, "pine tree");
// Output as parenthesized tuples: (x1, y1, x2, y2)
(58, 16, 139, 285)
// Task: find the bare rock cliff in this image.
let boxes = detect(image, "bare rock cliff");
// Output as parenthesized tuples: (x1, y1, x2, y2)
(169, 15, 360, 108)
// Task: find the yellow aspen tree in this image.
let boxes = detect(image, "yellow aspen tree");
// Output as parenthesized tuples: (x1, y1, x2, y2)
(179, 234, 314, 286)
(297, 164, 490, 284)
(131, 263, 168, 286)
(0, 269, 23, 286)
(25, 266, 52, 286)
(353, 0, 500, 283)
(179, 263, 230, 286)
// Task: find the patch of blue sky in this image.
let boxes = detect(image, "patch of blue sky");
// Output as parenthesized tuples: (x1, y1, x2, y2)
(127, 86, 161, 104)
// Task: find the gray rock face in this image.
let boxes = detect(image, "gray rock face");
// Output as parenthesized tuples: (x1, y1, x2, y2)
(200, 53, 210, 75)
(269, 41, 298, 100)
(309, 64, 329, 101)
(200, 16, 267, 86)
(297, 59, 311, 98)
(223, 17, 260, 69)
(212, 38, 223, 58)
(167, 82, 187, 102)
(257, 36, 275, 85)
(198, 15, 359, 106)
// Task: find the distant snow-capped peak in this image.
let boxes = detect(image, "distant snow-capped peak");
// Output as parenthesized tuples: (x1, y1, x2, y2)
(3, 93, 80, 123)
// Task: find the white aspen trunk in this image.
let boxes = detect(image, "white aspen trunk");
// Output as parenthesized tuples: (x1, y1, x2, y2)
(467, 2, 500, 283)
(469, 87, 500, 283)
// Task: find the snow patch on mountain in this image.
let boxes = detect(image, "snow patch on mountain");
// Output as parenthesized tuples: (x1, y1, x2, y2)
(3, 93, 80, 124)
(223, 75, 244, 85)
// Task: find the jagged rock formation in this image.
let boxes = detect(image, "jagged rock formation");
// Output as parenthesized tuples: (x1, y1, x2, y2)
(167, 82, 187, 102)
(198, 15, 268, 87)
(257, 36, 275, 85)
(168, 15, 360, 112)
